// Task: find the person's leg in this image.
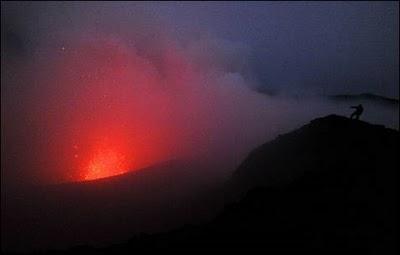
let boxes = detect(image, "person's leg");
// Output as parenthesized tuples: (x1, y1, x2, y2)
(350, 113, 355, 119)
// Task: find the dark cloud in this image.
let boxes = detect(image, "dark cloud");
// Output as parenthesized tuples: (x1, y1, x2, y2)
(2, 2, 398, 97)
(1, 2, 398, 187)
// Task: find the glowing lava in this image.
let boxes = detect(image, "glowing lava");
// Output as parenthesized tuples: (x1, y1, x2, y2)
(81, 137, 129, 181)
(83, 146, 129, 181)
(16, 34, 254, 184)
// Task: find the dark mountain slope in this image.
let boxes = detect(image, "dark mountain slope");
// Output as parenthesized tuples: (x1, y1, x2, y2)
(11, 115, 399, 254)
(231, 114, 398, 193)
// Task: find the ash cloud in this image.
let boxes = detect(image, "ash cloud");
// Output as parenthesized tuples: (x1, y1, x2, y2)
(1, 2, 398, 187)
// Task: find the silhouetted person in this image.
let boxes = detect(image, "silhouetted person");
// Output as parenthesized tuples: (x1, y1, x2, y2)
(350, 104, 363, 120)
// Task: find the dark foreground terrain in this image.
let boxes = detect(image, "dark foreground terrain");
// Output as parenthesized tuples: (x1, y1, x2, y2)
(4, 115, 398, 254)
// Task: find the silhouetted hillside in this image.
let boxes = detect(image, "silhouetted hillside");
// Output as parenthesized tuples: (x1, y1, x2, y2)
(231, 114, 398, 193)
(8, 115, 398, 254)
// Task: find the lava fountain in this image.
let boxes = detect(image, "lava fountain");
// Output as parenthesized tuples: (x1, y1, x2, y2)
(5, 32, 269, 185)
(24, 37, 187, 183)
(74, 133, 132, 181)
(83, 142, 128, 181)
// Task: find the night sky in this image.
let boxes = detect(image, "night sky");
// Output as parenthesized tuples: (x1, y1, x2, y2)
(2, 2, 398, 96)
(1, 2, 399, 251)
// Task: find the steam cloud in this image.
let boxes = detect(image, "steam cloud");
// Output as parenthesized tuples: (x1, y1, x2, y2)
(1, 2, 398, 187)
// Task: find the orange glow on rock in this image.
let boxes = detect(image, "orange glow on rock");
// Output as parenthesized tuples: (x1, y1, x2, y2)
(83, 147, 128, 181)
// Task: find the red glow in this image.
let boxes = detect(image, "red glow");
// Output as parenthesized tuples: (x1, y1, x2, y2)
(83, 144, 128, 181)
(21, 34, 256, 184)
(27, 37, 182, 183)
